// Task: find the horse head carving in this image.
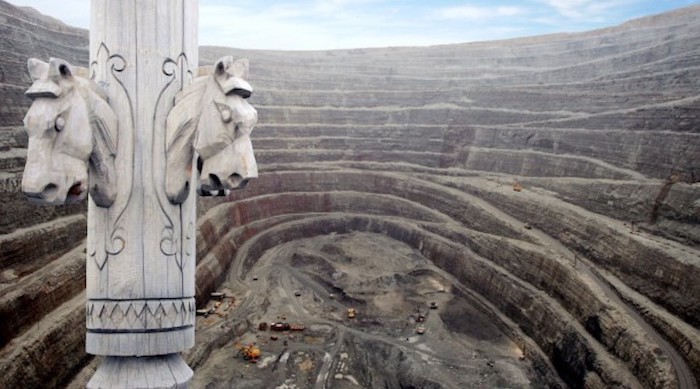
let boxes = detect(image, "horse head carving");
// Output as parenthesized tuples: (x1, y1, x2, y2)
(165, 56, 258, 204)
(22, 58, 118, 207)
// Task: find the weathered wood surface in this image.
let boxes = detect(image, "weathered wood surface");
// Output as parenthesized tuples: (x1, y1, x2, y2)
(85, 0, 199, 387)
(22, 58, 118, 206)
(86, 0, 198, 359)
(165, 56, 258, 203)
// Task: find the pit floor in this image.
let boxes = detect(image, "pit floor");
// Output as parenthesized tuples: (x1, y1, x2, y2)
(191, 232, 547, 388)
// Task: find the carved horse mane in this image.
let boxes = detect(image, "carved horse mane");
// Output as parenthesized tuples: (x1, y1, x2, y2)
(22, 58, 118, 207)
(165, 56, 258, 204)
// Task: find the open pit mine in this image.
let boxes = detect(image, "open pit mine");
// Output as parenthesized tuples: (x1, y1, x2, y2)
(0, 1, 699, 388)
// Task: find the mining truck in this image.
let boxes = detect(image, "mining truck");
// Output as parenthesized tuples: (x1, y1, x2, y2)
(238, 344, 261, 362)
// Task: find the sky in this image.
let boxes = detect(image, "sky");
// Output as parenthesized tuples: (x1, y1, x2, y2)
(8, 0, 700, 50)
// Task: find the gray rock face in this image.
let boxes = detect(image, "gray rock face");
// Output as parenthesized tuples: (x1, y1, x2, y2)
(1, 1, 699, 388)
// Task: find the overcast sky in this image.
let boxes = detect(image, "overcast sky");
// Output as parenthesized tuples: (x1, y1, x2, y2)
(8, 0, 700, 50)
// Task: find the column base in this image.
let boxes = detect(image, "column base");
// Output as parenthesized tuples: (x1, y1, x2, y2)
(87, 354, 193, 389)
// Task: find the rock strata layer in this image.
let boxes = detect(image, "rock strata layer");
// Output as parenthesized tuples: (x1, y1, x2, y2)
(1, 2, 699, 388)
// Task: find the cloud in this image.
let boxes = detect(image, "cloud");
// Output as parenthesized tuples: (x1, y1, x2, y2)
(539, 0, 640, 21)
(199, 1, 413, 50)
(315, 0, 387, 8)
(432, 5, 527, 21)
(199, 5, 319, 49)
(8, 0, 697, 50)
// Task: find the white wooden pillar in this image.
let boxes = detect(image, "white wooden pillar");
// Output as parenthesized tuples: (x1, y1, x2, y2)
(86, 1, 198, 387)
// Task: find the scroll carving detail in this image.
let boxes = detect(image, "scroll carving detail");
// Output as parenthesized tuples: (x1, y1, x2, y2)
(88, 43, 133, 269)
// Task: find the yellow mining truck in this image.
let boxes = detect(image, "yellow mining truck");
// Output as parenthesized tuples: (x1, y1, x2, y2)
(237, 344, 261, 363)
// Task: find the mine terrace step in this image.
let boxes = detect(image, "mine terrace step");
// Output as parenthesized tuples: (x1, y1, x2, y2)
(0, 291, 89, 389)
(0, 127, 27, 149)
(254, 105, 563, 126)
(0, 147, 25, 172)
(254, 149, 449, 168)
(251, 88, 472, 109)
(253, 136, 445, 153)
(0, 214, 87, 277)
(0, 242, 85, 349)
(254, 124, 448, 140)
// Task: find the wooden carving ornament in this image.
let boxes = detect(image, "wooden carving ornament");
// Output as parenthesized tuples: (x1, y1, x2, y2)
(22, 57, 118, 207)
(165, 56, 258, 204)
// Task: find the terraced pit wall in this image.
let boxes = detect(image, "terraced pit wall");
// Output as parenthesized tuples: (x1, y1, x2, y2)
(1, 1, 699, 387)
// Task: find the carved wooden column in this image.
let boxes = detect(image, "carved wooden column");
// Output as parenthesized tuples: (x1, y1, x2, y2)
(86, 0, 198, 386)
(21, 0, 257, 385)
